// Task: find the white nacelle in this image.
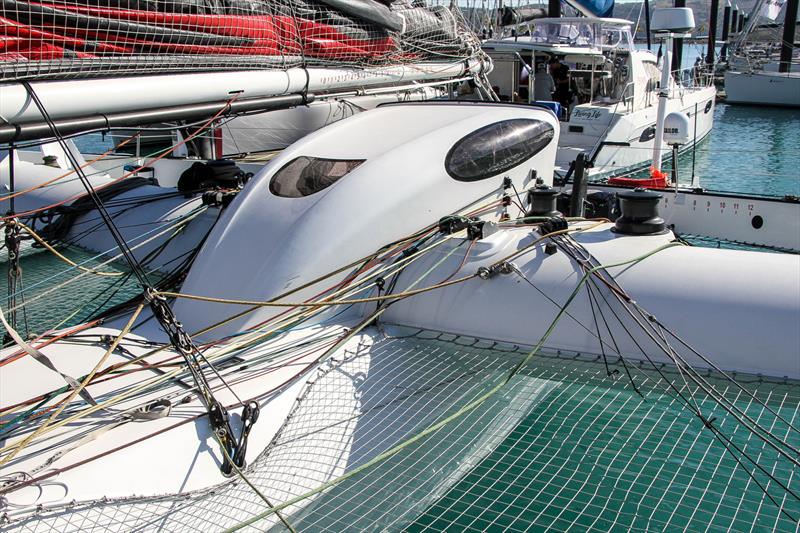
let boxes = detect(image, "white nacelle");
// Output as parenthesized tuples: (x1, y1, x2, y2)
(663, 111, 691, 145)
(379, 225, 800, 379)
(650, 8, 695, 34)
(175, 102, 560, 338)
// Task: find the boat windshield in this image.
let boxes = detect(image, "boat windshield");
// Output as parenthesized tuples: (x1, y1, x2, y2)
(529, 20, 633, 52)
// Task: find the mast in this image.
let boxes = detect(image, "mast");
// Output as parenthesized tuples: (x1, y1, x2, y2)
(672, 0, 686, 76)
(645, 0, 652, 50)
(707, 0, 720, 65)
(549, 0, 561, 18)
(732, 0, 773, 55)
(780, 0, 799, 73)
(651, 7, 695, 176)
(721, 2, 732, 60)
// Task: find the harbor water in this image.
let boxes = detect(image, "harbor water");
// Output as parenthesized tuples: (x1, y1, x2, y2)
(682, 104, 800, 197)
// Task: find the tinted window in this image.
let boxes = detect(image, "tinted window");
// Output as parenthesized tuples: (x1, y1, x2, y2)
(445, 119, 554, 182)
(269, 157, 364, 197)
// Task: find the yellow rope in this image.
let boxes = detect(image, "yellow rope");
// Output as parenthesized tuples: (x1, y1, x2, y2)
(13, 221, 125, 277)
(156, 274, 474, 308)
(0, 303, 145, 465)
(0, 230, 458, 454)
(0, 207, 577, 460)
(190, 234, 459, 358)
(157, 223, 604, 311)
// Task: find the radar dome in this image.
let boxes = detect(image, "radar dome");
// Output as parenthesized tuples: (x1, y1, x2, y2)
(651, 8, 695, 34)
(664, 112, 691, 145)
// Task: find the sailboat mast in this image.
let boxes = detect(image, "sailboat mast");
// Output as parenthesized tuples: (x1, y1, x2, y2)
(549, 0, 560, 18)
(741, 0, 763, 35)
(780, 0, 799, 73)
(707, 0, 720, 65)
(729, 0, 758, 52)
(721, 2, 732, 60)
(672, 0, 685, 75)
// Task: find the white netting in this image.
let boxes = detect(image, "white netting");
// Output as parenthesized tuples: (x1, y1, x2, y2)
(4, 328, 798, 532)
(0, 0, 481, 80)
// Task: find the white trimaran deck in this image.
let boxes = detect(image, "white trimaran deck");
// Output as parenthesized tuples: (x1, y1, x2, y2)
(0, 5, 798, 531)
(0, 99, 798, 531)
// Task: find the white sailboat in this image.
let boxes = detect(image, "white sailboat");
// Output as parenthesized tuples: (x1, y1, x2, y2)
(724, 0, 800, 107)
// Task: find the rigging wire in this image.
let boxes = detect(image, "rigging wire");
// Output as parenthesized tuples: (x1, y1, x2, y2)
(6, 82, 254, 476)
(553, 233, 800, 518)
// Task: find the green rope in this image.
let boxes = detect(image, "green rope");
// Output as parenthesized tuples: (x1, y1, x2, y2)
(0, 394, 54, 437)
(222, 241, 685, 532)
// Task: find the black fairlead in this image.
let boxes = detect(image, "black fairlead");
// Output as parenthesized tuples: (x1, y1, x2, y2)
(21, 81, 256, 477)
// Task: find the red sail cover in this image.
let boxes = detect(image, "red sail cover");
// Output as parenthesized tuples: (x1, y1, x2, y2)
(0, 0, 474, 78)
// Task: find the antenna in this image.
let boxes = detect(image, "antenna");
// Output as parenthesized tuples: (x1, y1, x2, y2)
(649, 8, 695, 178)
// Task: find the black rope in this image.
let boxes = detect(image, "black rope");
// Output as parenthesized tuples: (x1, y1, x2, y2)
(585, 275, 645, 397)
(585, 276, 617, 378)
(557, 233, 800, 513)
(19, 82, 254, 476)
(564, 232, 800, 459)
(21, 82, 151, 289)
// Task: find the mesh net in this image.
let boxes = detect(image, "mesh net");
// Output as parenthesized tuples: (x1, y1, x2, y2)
(5, 327, 798, 532)
(0, 242, 137, 336)
(0, 0, 481, 81)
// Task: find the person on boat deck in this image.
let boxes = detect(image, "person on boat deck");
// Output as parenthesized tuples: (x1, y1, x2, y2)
(692, 56, 703, 85)
(533, 62, 555, 101)
(456, 79, 481, 100)
(492, 85, 510, 102)
(549, 57, 572, 117)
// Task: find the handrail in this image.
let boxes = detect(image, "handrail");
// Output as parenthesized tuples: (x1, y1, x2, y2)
(561, 140, 631, 182)
(621, 80, 636, 113)
(588, 141, 631, 170)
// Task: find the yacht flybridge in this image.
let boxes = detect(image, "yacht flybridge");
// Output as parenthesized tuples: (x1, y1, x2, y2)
(483, 17, 717, 181)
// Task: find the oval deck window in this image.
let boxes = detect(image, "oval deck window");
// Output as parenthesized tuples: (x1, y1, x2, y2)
(445, 119, 555, 182)
(269, 157, 365, 197)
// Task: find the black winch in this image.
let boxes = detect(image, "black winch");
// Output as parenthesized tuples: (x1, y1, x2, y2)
(526, 183, 561, 217)
(613, 188, 667, 235)
(177, 159, 250, 193)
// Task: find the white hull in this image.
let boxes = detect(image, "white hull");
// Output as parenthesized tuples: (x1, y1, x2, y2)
(220, 87, 446, 155)
(724, 70, 800, 107)
(382, 224, 800, 379)
(555, 86, 717, 178)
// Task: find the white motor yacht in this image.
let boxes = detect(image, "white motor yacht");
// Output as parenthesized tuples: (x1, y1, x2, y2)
(482, 16, 717, 181)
